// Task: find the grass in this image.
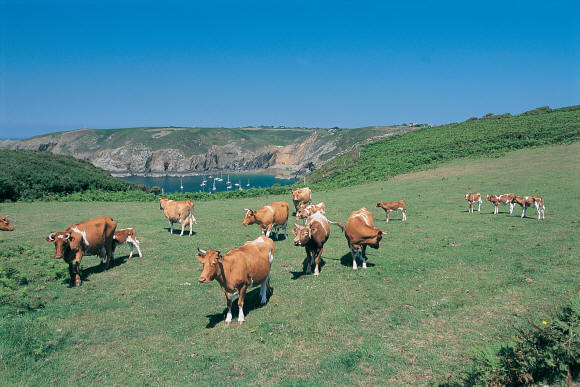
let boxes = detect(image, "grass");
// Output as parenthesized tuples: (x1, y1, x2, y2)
(0, 143, 578, 385)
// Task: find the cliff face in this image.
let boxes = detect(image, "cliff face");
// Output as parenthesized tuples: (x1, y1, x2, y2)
(0, 126, 410, 177)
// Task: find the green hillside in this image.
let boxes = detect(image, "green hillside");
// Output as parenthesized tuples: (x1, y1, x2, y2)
(0, 150, 138, 201)
(307, 106, 580, 189)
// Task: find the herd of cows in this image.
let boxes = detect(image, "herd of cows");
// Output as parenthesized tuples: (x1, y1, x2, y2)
(0, 187, 545, 325)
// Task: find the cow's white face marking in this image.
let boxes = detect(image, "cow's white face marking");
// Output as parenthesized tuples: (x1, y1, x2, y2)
(57, 235, 64, 239)
(71, 227, 89, 246)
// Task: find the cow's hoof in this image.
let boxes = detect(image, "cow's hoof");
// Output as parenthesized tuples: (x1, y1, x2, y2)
(75, 282, 82, 287)
(225, 321, 232, 325)
(238, 321, 245, 325)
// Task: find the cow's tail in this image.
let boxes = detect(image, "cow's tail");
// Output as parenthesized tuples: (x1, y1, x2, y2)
(328, 220, 345, 233)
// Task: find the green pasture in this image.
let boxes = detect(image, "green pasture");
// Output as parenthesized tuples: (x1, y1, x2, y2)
(1, 143, 578, 385)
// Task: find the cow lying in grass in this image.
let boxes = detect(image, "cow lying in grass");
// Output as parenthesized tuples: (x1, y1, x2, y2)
(0, 216, 14, 231)
(196, 235, 274, 325)
(292, 212, 330, 276)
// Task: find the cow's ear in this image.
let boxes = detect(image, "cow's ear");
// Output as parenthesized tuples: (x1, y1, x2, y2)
(46, 233, 55, 242)
(291, 228, 298, 235)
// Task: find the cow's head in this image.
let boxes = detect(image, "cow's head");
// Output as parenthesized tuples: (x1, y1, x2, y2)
(159, 197, 168, 210)
(46, 232, 73, 259)
(367, 228, 384, 249)
(485, 195, 492, 202)
(242, 209, 255, 226)
(376, 202, 382, 208)
(292, 223, 311, 246)
(196, 248, 222, 283)
(291, 189, 300, 201)
(464, 193, 470, 200)
(295, 204, 308, 220)
(0, 216, 14, 231)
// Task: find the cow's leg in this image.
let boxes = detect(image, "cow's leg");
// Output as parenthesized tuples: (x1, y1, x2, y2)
(237, 286, 247, 324)
(128, 242, 134, 259)
(168, 220, 173, 234)
(477, 200, 482, 212)
(402, 209, 407, 221)
(68, 262, 75, 286)
(350, 246, 358, 270)
(361, 245, 367, 269)
(106, 243, 115, 269)
(134, 239, 142, 258)
(386, 209, 390, 222)
(265, 224, 273, 238)
(305, 247, 313, 274)
(469, 202, 473, 213)
(313, 247, 323, 276)
(521, 205, 526, 218)
(259, 275, 269, 304)
(509, 202, 514, 214)
(179, 218, 185, 236)
(225, 297, 233, 325)
(74, 252, 83, 286)
(284, 222, 287, 239)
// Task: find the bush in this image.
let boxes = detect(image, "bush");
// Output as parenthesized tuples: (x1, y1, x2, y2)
(468, 297, 580, 386)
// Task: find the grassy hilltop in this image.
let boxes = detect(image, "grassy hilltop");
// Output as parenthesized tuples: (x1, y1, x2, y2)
(1, 142, 578, 385)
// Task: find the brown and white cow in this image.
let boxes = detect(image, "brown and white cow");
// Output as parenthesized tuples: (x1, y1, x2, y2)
(376, 200, 407, 222)
(486, 194, 515, 215)
(46, 216, 117, 286)
(290, 187, 312, 213)
(464, 193, 482, 213)
(292, 212, 331, 276)
(159, 198, 197, 236)
(330, 208, 384, 270)
(513, 195, 545, 219)
(196, 235, 274, 325)
(113, 228, 142, 258)
(0, 216, 14, 231)
(242, 201, 289, 240)
(295, 201, 326, 222)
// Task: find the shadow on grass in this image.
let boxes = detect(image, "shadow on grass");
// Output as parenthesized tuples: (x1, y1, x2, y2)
(62, 255, 129, 287)
(205, 286, 274, 328)
(164, 228, 197, 236)
(339, 252, 375, 268)
(290, 257, 326, 279)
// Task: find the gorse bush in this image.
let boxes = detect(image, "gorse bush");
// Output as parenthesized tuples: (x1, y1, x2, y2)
(467, 297, 580, 386)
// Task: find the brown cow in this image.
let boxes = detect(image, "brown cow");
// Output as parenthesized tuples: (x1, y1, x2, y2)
(485, 194, 515, 215)
(196, 235, 274, 325)
(513, 195, 545, 219)
(113, 228, 142, 258)
(242, 201, 289, 240)
(464, 193, 482, 213)
(292, 212, 330, 276)
(376, 200, 407, 222)
(0, 216, 14, 231)
(159, 198, 197, 236)
(296, 202, 326, 222)
(291, 187, 312, 213)
(330, 208, 384, 270)
(46, 216, 117, 286)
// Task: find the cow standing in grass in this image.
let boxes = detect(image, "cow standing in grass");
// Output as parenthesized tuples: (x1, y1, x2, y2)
(485, 194, 515, 215)
(0, 216, 14, 231)
(242, 201, 289, 240)
(291, 187, 312, 214)
(513, 195, 545, 219)
(292, 212, 330, 276)
(159, 198, 197, 236)
(376, 200, 407, 222)
(330, 208, 384, 270)
(196, 236, 274, 325)
(113, 228, 142, 258)
(464, 193, 482, 213)
(46, 216, 117, 286)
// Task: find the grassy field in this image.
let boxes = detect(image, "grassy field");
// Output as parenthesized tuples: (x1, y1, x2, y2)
(1, 143, 578, 385)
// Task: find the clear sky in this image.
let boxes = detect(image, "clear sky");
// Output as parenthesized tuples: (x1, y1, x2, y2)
(0, 0, 578, 138)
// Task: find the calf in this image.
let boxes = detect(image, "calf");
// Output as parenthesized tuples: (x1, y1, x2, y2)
(376, 200, 406, 222)
(295, 202, 326, 222)
(0, 216, 14, 231)
(486, 194, 515, 215)
(513, 195, 545, 220)
(290, 187, 312, 213)
(159, 198, 197, 236)
(196, 235, 274, 325)
(464, 193, 482, 213)
(292, 212, 330, 276)
(113, 228, 142, 258)
(46, 216, 117, 286)
(242, 201, 289, 240)
(330, 208, 384, 270)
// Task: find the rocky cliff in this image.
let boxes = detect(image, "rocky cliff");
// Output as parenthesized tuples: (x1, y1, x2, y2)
(0, 126, 414, 177)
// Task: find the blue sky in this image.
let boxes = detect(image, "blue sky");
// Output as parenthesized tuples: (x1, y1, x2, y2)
(0, 0, 578, 138)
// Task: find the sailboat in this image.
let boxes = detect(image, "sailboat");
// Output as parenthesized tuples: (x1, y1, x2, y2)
(212, 178, 217, 191)
(216, 173, 223, 182)
(180, 177, 184, 192)
(246, 179, 250, 187)
(226, 175, 232, 190)
(200, 175, 207, 187)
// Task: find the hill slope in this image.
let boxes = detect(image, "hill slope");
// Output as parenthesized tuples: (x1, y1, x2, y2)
(0, 143, 578, 385)
(307, 106, 580, 189)
(0, 125, 417, 177)
(0, 150, 137, 201)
